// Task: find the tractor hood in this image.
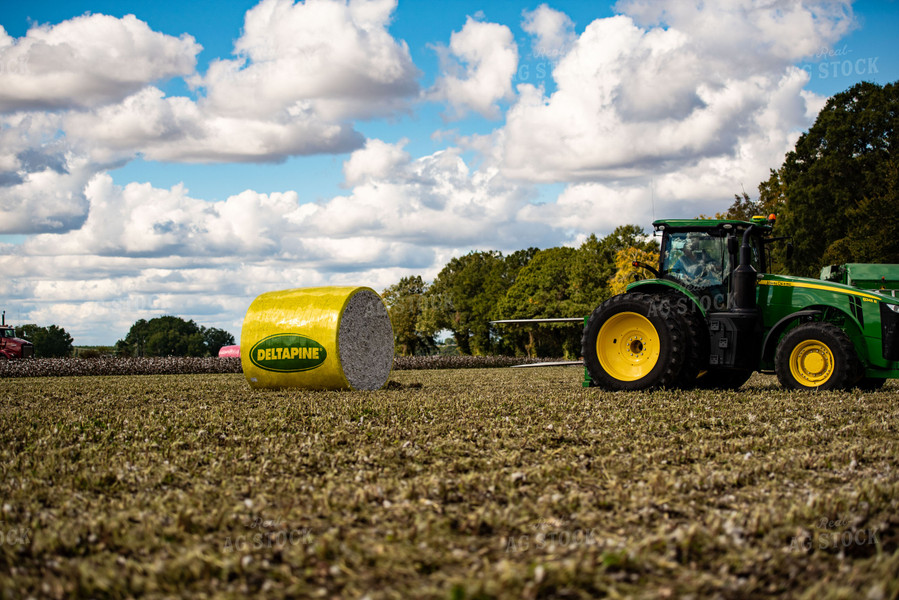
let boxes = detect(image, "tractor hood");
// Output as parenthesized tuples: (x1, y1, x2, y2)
(758, 274, 899, 363)
(758, 273, 899, 308)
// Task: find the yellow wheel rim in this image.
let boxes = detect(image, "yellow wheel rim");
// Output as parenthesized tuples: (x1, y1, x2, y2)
(597, 312, 660, 382)
(789, 340, 834, 387)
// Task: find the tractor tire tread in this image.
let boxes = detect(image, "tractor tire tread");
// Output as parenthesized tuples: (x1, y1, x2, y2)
(774, 322, 860, 391)
(582, 292, 688, 391)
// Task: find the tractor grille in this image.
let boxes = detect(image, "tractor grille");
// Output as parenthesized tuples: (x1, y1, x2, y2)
(881, 303, 899, 362)
(22, 345, 34, 359)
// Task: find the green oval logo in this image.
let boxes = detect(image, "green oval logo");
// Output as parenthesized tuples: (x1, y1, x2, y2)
(249, 334, 328, 373)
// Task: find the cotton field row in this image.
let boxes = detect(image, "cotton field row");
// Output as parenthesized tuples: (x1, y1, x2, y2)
(0, 355, 561, 378)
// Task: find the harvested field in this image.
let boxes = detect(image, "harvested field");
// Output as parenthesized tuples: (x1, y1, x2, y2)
(1, 368, 897, 599)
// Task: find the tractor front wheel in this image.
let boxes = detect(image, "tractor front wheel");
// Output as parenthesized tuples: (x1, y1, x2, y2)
(582, 292, 687, 390)
(775, 322, 859, 391)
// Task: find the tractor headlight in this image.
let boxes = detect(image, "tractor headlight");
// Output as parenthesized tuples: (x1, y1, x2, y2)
(886, 303, 899, 313)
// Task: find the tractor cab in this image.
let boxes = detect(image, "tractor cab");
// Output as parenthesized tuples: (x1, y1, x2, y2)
(0, 325, 34, 359)
(0, 312, 34, 360)
(653, 217, 772, 312)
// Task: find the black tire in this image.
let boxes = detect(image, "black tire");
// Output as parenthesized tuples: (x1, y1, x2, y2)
(582, 292, 688, 390)
(664, 294, 710, 387)
(695, 369, 753, 390)
(775, 322, 860, 391)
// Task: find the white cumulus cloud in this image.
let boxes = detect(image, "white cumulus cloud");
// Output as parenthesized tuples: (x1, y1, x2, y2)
(195, 0, 419, 122)
(5, 142, 564, 342)
(0, 0, 424, 234)
(0, 16, 200, 113)
(522, 4, 576, 61)
(496, 0, 856, 222)
(343, 138, 411, 186)
(429, 17, 519, 119)
(62, 86, 364, 164)
(60, 0, 420, 164)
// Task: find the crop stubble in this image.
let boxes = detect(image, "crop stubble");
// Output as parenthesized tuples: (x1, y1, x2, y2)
(1, 368, 897, 599)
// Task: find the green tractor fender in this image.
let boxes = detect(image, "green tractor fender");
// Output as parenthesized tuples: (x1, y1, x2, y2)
(626, 280, 707, 316)
(760, 309, 823, 364)
(760, 305, 868, 366)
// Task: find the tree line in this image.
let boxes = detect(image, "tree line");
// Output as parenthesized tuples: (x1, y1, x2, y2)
(115, 316, 235, 357)
(382, 225, 659, 358)
(12, 316, 234, 358)
(382, 80, 899, 357)
(12, 324, 74, 358)
(760, 81, 899, 275)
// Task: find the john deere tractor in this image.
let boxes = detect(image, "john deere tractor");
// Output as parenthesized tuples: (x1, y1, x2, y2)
(582, 216, 899, 391)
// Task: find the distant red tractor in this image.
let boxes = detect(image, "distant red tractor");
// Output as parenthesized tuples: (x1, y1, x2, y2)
(0, 311, 34, 360)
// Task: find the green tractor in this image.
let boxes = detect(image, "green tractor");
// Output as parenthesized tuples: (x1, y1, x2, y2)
(582, 216, 899, 391)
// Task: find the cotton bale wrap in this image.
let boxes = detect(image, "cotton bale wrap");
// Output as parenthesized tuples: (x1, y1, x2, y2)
(241, 287, 394, 390)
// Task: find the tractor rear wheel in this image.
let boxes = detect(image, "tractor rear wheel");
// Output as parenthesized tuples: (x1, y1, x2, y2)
(582, 292, 687, 390)
(775, 322, 860, 390)
(668, 295, 710, 387)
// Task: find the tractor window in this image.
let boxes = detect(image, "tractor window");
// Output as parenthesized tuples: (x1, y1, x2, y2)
(1, 329, 13, 338)
(662, 232, 730, 310)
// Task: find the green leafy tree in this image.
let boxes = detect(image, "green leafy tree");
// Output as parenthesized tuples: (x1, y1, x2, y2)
(842, 159, 899, 264)
(764, 80, 899, 275)
(721, 191, 764, 221)
(202, 327, 235, 357)
(16, 324, 74, 358)
(757, 172, 788, 219)
(420, 250, 535, 355)
(117, 316, 207, 357)
(699, 190, 778, 221)
(497, 247, 581, 357)
(382, 276, 437, 356)
(569, 226, 658, 314)
(116, 318, 148, 357)
(568, 233, 608, 315)
(609, 246, 661, 296)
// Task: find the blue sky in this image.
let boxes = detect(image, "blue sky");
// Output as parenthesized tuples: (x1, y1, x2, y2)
(1, 0, 897, 345)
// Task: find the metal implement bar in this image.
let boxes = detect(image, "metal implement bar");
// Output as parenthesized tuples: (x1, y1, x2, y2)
(510, 361, 583, 368)
(491, 318, 584, 324)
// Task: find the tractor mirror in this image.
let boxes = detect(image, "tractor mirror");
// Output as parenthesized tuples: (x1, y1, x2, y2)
(786, 242, 794, 260)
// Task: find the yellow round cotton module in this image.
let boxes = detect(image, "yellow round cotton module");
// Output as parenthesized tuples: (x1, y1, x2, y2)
(240, 286, 394, 390)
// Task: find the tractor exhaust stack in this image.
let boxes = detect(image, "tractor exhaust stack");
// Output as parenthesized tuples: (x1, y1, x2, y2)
(731, 226, 757, 312)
